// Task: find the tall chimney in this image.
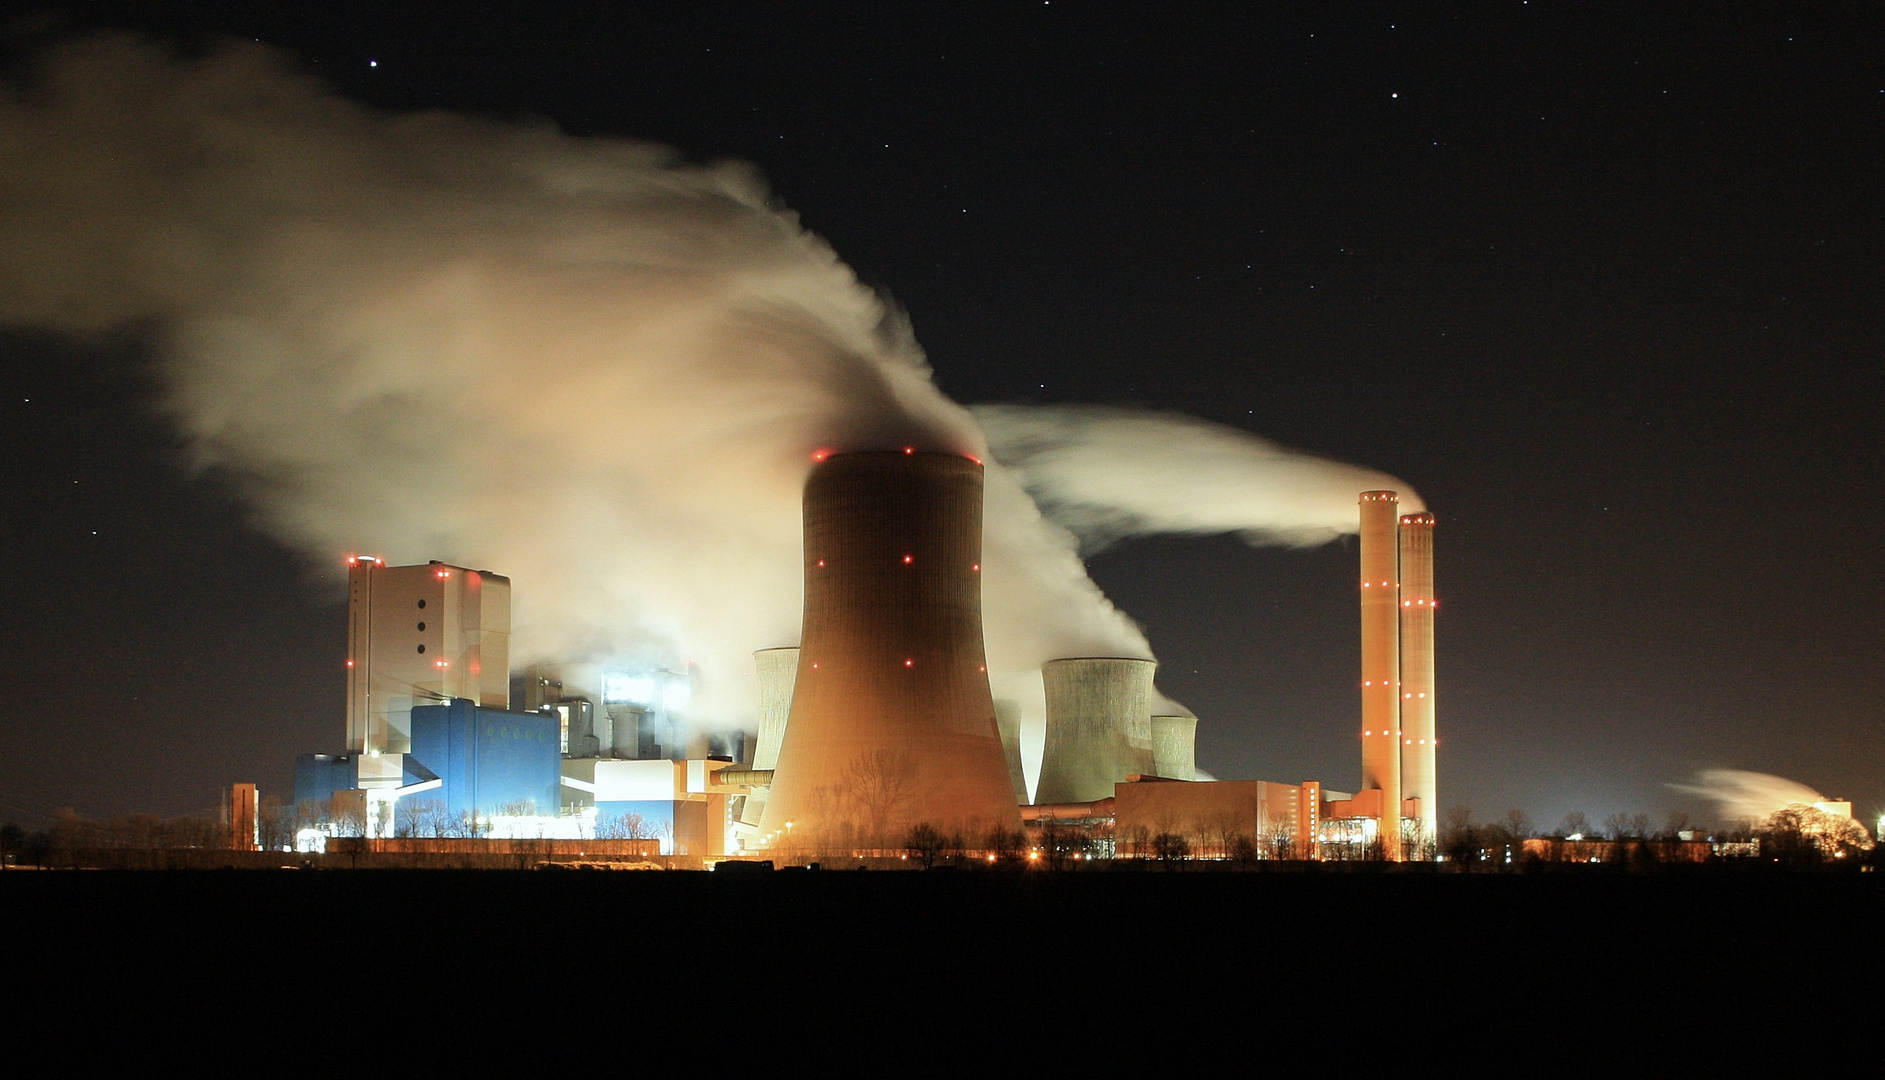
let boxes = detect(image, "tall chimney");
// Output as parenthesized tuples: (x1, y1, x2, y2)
(1359, 491, 1404, 859)
(1399, 512, 1437, 848)
(759, 451, 1022, 850)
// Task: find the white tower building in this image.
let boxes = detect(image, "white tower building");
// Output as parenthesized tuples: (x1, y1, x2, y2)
(345, 557, 511, 755)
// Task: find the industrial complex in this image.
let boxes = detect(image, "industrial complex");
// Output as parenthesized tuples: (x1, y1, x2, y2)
(268, 452, 1445, 862)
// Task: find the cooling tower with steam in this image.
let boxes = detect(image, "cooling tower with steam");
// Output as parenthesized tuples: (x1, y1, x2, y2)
(1398, 512, 1438, 843)
(1035, 657, 1157, 804)
(1359, 491, 1404, 860)
(759, 451, 1021, 848)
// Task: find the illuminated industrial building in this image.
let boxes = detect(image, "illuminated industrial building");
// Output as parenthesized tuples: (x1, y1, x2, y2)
(297, 557, 752, 853)
(276, 477, 1439, 863)
(345, 557, 511, 755)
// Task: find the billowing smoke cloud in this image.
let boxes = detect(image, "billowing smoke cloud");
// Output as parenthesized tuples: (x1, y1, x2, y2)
(0, 36, 1417, 748)
(1668, 769, 1826, 824)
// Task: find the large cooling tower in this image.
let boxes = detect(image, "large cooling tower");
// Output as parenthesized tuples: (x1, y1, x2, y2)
(1150, 714, 1197, 781)
(1359, 490, 1404, 859)
(1035, 657, 1156, 804)
(1399, 512, 1437, 844)
(759, 451, 1022, 848)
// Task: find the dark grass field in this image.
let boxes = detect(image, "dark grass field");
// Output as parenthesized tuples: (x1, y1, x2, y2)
(4, 865, 1874, 1061)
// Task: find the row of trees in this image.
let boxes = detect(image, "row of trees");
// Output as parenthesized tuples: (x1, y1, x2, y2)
(1437, 804, 1876, 867)
(1, 811, 224, 867)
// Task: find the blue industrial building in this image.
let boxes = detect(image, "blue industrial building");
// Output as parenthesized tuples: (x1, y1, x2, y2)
(409, 699, 561, 818)
(294, 699, 559, 819)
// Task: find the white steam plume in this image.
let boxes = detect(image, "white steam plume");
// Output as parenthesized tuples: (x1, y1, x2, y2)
(1668, 769, 1827, 825)
(975, 404, 1423, 554)
(0, 36, 1418, 749)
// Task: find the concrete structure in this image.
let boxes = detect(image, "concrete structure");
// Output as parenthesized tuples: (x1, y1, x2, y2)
(1399, 511, 1438, 843)
(560, 757, 747, 856)
(225, 783, 258, 851)
(993, 699, 1029, 805)
(1150, 714, 1197, 781)
(759, 450, 1022, 849)
(751, 647, 799, 772)
(346, 557, 511, 755)
(1036, 657, 1156, 805)
(737, 647, 799, 831)
(1358, 491, 1404, 859)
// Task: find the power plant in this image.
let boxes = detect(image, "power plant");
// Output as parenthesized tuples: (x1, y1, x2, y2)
(273, 459, 1439, 862)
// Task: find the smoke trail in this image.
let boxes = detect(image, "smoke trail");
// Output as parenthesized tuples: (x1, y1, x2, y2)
(0, 36, 1415, 745)
(1668, 769, 1825, 824)
(975, 404, 1423, 554)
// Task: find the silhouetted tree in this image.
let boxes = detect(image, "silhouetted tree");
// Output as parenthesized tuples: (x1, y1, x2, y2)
(983, 825, 1025, 863)
(1441, 806, 1480, 866)
(904, 822, 946, 869)
(257, 796, 294, 850)
(843, 749, 918, 846)
(1263, 814, 1297, 861)
(1761, 804, 1875, 865)
(1502, 809, 1532, 841)
(1152, 832, 1190, 862)
(1230, 835, 1262, 864)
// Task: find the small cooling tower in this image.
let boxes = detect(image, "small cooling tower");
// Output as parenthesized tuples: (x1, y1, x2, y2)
(1150, 714, 1197, 781)
(1035, 657, 1156, 804)
(738, 646, 799, 830)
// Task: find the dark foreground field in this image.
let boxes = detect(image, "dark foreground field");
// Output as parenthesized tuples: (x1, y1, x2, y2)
(4, 866, 1875, 1059)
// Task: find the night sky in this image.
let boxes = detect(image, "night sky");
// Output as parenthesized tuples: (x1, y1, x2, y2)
(1, 2, 1879, 830)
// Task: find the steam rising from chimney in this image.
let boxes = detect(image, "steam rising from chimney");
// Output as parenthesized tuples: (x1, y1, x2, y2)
(0, 36, 1420, 739)
(976, 404, 1423, 554)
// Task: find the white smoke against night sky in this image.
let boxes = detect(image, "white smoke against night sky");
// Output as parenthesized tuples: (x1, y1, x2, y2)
(1668, 769, 1827, 824)
(0, 36, 1419, 758)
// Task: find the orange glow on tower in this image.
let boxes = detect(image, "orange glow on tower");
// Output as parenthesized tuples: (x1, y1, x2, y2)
(1359, 490, 1404, 860)
(1399, 511, 1437, 846)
